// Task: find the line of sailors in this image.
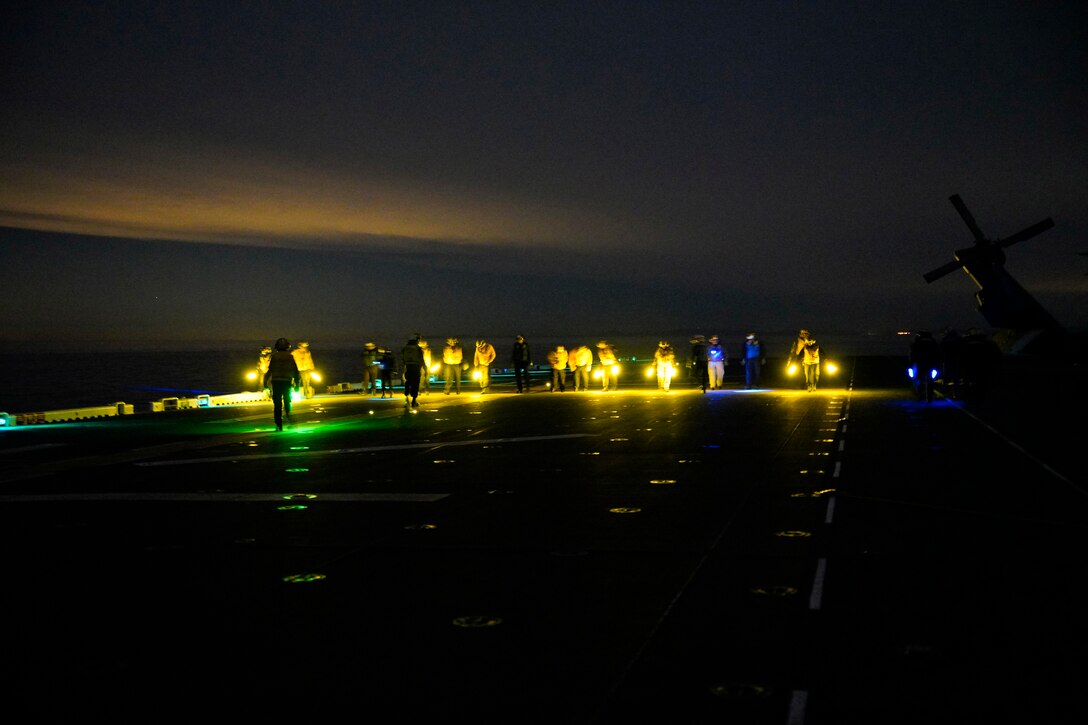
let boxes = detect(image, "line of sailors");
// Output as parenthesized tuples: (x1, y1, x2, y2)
(345, 333, 769, 395)
(257, 332, 786, 397)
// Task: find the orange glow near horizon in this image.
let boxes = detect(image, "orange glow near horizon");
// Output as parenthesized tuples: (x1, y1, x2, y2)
(0, 147, 640, 251)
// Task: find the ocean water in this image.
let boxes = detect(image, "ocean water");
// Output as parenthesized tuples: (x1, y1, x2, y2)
(2, 330, 910, 414)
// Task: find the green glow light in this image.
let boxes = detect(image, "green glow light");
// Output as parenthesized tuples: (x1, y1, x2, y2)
(282, 573, 326, 583)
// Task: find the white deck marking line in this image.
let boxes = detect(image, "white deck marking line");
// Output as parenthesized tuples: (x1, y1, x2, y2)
(136, 433, 594, 466)
(0, 492, 449, 502)
(809, 557, 827, 611)
(824, 495, 836, 524)
(788, 689, 809, 724)
(952, 402, 1082, 494)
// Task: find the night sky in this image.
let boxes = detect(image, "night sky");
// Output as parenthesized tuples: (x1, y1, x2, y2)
(2, 1, 1085, 351)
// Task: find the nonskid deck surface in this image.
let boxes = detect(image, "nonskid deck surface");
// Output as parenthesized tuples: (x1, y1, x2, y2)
(1, 357, 1084, 724)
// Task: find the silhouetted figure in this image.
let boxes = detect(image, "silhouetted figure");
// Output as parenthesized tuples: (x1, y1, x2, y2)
(789, 329, 808, 389)
(741, 333, 764, 389)
(511, 335, 533, 393)
(547, 345, 568, 392)
(442, 338, 463, 395)
(474, 339, 496, 394)
(596, 340, 619, 391)
(689, 335, 709, 393)
(791, 330, 821, 391)
(570, 343, 594, 391)
(400, 336, 425, 408)
(292, 341, 316, 399)
(361, 341, 380, 396)
(909, 330, 942, 402)
(654, 340, 676, 391)
(418, 338, 433, 395)
(378, 347, 396, 398)
(263, 337, 299, 431)
(707, 335, 727, 390)
(256, 345, 272, 397)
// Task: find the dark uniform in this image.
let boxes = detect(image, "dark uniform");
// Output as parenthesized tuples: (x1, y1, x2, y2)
(263, 338, 299, 431)
(512, 335, 533, 393)
(400, 337, 425, 407)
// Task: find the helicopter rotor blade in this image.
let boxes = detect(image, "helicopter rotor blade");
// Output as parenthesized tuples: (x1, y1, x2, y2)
(999, 218, 1054, 248)
(923, 258, 963, 284)
(949, 194, 986, 242)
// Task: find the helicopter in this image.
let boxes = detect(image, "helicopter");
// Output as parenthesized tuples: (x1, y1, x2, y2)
(923, 193, 1066, 355)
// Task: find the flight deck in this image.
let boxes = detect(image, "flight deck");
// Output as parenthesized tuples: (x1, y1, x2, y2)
(1, 356, 1084, 724)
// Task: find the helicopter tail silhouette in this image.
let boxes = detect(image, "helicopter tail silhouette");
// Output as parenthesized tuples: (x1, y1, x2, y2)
(924, 194, 1064, 354)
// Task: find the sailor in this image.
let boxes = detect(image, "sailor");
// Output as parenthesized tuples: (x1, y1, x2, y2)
(741, 333, 764, 389)
(596, 340, 619, 391)
(292, 341, 316, 398)
(689, 335, 709, 393)
(707, 335, 727, 390)
(264, 337, 299, 431)
(442, 338, 463, 395)
(653, 340, 676, 391)
(361, 341, 380, 396)
(257, 345, 272, 397)
(474, 339, 497, 394)
(400, 336, 426, 408)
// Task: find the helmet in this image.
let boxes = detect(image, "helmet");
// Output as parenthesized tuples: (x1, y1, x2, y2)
(298, 341, 309, 348)
(365, 341, 375, 349)
(274, 337, 290, 351)
(447, 337, 458, 345)
(260, 346, 272, 354)
(709, 336, 719, 343)
(745, 334, 755, 340)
